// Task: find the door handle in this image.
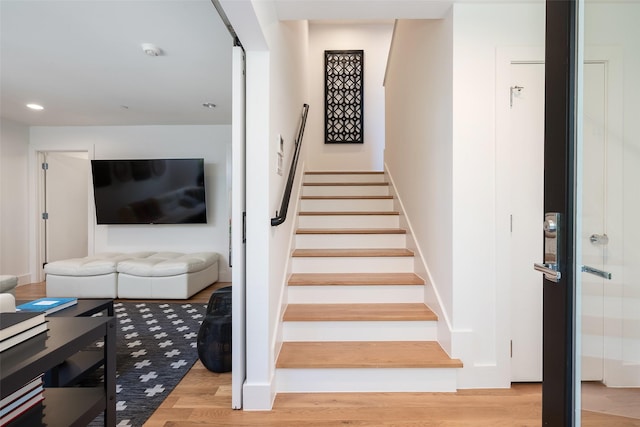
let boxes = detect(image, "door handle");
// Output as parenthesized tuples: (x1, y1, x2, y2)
(534, 262, 562, 282)
(533, 212, 562, 283)
(581, 265, 612, 280)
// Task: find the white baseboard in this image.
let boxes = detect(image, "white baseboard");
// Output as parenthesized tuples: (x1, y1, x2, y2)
(242, 380, 275, 410)
(16, 274, 31, 285)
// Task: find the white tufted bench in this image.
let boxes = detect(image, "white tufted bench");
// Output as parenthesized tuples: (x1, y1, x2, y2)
(44, 252, 219, 299)
(116, 252, 218, 299)
(45, 252, 155, 298)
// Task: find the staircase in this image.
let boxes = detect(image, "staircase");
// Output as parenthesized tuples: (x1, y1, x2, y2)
(275, 171, 462, 393)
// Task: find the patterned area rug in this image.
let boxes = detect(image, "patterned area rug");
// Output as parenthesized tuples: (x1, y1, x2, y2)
(87, 301, 207, 427)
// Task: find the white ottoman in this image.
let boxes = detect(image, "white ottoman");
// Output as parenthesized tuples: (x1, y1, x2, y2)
(117, 252, 219, 299)
(45, 252, 155, 298)
(0, 275, 18, 296)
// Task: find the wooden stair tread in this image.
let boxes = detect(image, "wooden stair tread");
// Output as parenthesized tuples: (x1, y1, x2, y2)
(283, 303, 437, 321)
(288, 273, 425, 286)
(296, 228, 406, 235)
(299, 211, 399, 216)
(306, 171, 384, 175)
(303, 182, 389, 186)
(301, 195, 393, 200)
(292, 249, 414, 257)
(277, 341, 463, 369)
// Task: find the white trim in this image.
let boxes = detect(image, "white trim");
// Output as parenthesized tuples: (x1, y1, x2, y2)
(242, 380, 275, 411)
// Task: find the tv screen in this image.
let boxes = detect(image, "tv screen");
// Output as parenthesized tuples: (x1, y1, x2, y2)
(91, 158, 207, 224)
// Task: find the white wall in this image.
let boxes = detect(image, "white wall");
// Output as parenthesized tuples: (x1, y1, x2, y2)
(384, 17, 454, 349)
(451, 2, 544, 387)
(29, 125, 232, 282)
(386, 3, 545, 389)
(223, 0, 309, 410)
(0, 118, 30, 283)
(305, 23, 392, 171)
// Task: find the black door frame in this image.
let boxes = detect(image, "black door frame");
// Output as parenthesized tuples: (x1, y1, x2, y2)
(543, 0, 578, 425)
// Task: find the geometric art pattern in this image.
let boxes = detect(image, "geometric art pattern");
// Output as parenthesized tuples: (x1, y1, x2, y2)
(324, 50, 364, 143)
(87, 302, 206, 427)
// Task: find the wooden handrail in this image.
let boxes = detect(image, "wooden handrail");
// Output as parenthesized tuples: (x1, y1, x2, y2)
(271, 104, 309, 226)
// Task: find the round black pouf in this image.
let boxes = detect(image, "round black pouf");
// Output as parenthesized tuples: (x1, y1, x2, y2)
(197, 286, 232, 373)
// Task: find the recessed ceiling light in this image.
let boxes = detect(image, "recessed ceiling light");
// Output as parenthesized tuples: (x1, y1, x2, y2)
(202, 103, 216, 109)
(141, 43, 163, 57)
(26, 103, 44, 110)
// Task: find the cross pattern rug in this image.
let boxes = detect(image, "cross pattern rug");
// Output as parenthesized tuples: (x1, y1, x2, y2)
(87, 301, 207, 427)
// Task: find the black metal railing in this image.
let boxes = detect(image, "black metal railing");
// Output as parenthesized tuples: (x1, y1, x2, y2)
(271, 103, 309, 226)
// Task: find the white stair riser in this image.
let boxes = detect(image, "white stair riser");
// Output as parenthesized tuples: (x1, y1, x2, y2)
(292, 256, 414, 273)
(298, 215, 399, 229)
(305, 174, 386, 183)
(300, 198, 394, 212)
(295, 233, 406, 249)
(302, 185, 389, 197)
(287, 285, 423, 304)
(283, 320, 437, 341)
(276, 368, 458, 393)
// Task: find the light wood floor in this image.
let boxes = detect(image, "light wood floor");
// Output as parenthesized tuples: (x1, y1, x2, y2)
(15, 283, 640, 426)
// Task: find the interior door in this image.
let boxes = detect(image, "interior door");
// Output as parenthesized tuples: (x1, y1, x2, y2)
(539, 1, 577, 424)
(231, 45, 247, 409)
(510, 61, 607, 383)
(510, 62, 545, 382)
(43, 152, 89, 265)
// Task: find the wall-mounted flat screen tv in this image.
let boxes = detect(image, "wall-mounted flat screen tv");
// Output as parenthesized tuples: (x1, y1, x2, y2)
(91, 158, 207, 224)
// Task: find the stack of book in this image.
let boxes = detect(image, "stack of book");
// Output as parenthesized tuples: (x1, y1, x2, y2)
(16, 297, 77, 316)
(0, 376, 44, 425)
(0, 312, 48, 353)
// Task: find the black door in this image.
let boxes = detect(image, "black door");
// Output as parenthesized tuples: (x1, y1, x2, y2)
(541, 0, 577, 425)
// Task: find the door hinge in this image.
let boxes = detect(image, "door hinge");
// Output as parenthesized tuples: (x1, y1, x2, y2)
(510, 340, 513, 358)
(42, 162, 49, 170)
(42, 212, 49, 220)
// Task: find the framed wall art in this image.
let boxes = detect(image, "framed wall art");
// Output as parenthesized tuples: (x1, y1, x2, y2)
(324, 50, 364, 144)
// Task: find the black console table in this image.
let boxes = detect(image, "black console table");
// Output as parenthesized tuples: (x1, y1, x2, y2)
(0, 316, 116, 426)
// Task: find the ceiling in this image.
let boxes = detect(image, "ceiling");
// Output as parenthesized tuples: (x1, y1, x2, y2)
(0, 0, 454, 127)
(0, 0, 233, 126)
